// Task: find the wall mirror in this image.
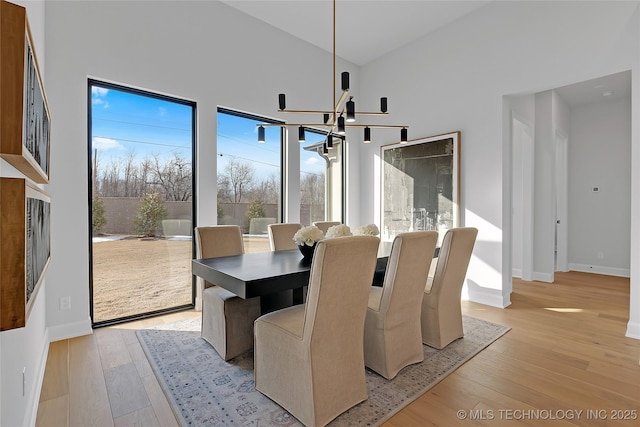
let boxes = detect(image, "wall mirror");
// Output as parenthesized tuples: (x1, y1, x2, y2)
(380, 131, 460, 243)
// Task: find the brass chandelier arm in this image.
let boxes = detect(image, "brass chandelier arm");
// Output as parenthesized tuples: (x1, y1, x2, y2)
(257, 123, 407, 129)
(260, 0, 408, 143)
(277, 109, 390, 116)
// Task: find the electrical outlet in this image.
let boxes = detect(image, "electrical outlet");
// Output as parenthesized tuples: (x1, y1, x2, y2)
(597, 251, 604, 260)
(60, 296, 71, 310)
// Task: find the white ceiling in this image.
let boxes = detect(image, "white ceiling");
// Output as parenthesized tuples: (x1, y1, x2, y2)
(220, 0, 491, 66)
(220, 0, 631, 106)
(554, 71, 631, 108)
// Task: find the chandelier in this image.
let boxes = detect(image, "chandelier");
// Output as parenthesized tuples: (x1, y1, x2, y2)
(257, 0, 408, 146)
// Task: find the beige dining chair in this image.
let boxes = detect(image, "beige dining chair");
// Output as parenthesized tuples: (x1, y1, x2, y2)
(364, 231, 438, 379)
(254, 235, 380, 427)
(194, 225, 261, 361)
(421, 227, 478, 349)
(267, 223, 302, 251)
(312, 221, 341, 235)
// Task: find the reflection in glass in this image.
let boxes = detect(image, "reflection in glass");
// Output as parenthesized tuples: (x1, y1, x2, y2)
(300, 130, 343, 226)
(381, 132, 459, 244)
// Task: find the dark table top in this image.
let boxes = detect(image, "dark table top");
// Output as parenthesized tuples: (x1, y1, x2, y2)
(192, 241, 396, 299)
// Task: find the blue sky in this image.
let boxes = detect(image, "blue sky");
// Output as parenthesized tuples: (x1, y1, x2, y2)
(91, 86, 192, 164)
(217, 112, 326, 181)
(91, 85, 325, 181)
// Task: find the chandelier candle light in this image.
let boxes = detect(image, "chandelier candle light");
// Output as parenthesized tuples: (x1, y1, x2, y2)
(257, 0, 408, 148)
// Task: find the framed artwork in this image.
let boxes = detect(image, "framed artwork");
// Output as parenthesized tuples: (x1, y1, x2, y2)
(0, 0, 51, 183)
(380, 131, 460, 243)
(0, 178, 51, 331)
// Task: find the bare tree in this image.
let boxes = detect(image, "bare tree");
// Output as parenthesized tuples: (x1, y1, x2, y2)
(217, 173, 231, 203)
(251, 173, 279, 205)
(224, 159, 254, 204)
(102, 158, 121, 197)
(301, 172, 325, 222)
(123, 151, 138, 197)
(150, 153, 192, 201)
(138, 157, 153, 197)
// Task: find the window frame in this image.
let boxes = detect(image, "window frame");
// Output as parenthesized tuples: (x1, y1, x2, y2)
(216, 107, 286, 225)
(299, 127, 346, 224)
(87, 78, 197, 328)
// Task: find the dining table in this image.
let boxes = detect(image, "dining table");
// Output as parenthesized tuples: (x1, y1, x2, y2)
(192, 241, 437, 312)
(191, 242, 392, 312)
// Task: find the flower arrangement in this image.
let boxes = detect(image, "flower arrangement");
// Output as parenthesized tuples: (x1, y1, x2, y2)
(354, 224, 380, 236)
(325, 224, 352, 238)
(293, 225, 324, 246)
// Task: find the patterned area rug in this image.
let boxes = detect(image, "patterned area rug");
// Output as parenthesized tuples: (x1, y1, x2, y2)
(137, 316, 509, 426)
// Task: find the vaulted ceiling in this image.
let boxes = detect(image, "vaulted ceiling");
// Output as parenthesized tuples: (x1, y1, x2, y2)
(220, 0, 491, 66)
(220, 1, 630, 106)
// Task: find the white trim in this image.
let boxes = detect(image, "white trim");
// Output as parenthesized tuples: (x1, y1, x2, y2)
(555, 130, 569, 272)
(532, 272, 554, 283)
(512, 268, 522, 278)
(625, 320, 640, 339)
(466, 286, 511, 308)
(25, 328, 49, 427)
(568, 263, 630, 278)
(46, 318, 92, 342)
(511, 114, 535, 281)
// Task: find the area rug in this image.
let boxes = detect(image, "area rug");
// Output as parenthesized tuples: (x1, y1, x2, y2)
(137, 316, 509, 426)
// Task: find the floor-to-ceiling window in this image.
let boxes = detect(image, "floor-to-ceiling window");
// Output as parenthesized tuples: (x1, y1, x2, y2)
(88, 80, 196, 326)
(216, 108, 283, 253)
(299, 129, 344, 225)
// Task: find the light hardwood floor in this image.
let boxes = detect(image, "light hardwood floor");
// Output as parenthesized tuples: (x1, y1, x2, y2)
(36, 272, 639, 426)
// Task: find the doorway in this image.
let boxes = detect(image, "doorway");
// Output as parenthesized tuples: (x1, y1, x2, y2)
(511, 115, 534, 281)
(555, 131, 568, 272)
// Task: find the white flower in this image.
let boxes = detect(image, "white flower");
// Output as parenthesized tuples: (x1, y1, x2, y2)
(325, 224, 352, 238)
(354, 224, 380, 236)
(293, 225, 324, 246)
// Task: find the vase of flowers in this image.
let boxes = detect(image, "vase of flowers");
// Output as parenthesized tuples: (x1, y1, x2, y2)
(293, 225, 324, 259)
(325, 224, 352, 238)
(354, 224, 380, 236)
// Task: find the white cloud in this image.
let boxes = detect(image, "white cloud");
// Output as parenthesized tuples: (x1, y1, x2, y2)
(305, 157, 320, 165)
(91, 87, 110, 108)
(92, 87, 109, 97)
(93, 137, 123, 151)
(91, 99, 110, 109)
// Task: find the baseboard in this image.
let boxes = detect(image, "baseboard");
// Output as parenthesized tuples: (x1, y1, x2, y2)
(512, 268, 522, 278)
(466, 287, 511, 308)
(47, 317, 93, 342)
(626, 320, 640, 340)
(532, 272, 554, 282)
(568, 263, 630, 278)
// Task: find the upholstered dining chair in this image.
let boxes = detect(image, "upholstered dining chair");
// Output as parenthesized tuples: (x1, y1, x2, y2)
(363, 231, 438, 380)
(421, 227, 478, 349)
(267, 223, 302, 251)
(194, 225, 261, 361)
(254, 235, 380, 427)
(312, 220, 341, 235)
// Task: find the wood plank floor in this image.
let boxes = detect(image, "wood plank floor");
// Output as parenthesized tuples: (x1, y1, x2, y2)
(36, 272, 640, 426)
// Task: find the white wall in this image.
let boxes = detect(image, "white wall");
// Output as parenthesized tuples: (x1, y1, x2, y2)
(43, 0, 357, 334)
(568, 97, 632, 275)
(0, 1, 49, 426)
(357, 1, 639, 312)
(3, 1, 640, 424)
(1, 0, 361, 425)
